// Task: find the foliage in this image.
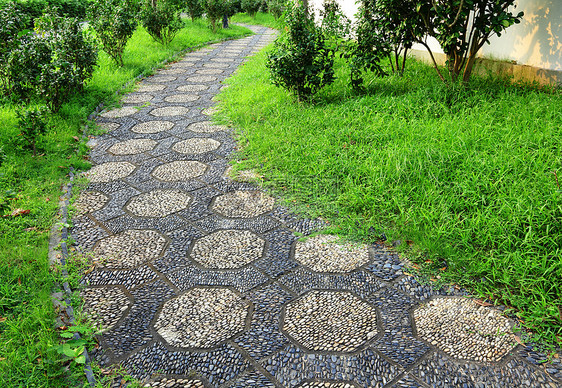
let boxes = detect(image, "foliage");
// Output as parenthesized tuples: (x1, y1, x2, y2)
(16, 107, 48, 156)
(87, 0, 137, 66)
(319, 0, 350, 40)
(0, 2, 31, 95)
(266, 3, 334, 102)
(416, 0, 524, 83)
(241, 0, 261, 17)
(267, 0, 285, 19)
(218, 47, 562, 345)
(185, 0, 204, 22)
(35, 11, 98, 112)
(352, 0, 524, 84)
(202, 0, 225, 33)
(139, 0, 183, 46)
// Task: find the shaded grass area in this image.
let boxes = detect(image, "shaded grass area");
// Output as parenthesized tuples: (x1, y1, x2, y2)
(0, 20, 251, 387)
(231, 11, 283, 29)
(216, 48, 562, 345)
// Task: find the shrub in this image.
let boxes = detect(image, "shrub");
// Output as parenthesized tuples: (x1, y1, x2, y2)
(202, 0, 225, 33)
(416, 0, 524, 83)
(35, 11, 97, 111)
(241, 0, 260, 17)
(139, 0, 183, 46)
(16, 107, 48, 156)
(0, 2, 31, 95)
(185, 0, 204, 22)
(267, 0, 285, 19)
(87, 0, 137, 66)
(266, 3, 334, 102)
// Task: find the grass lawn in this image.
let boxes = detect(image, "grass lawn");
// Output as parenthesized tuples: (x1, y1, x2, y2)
(231, 11, 284, 29)
(215, 48, 562, 346)
(0, 19, 251, 387)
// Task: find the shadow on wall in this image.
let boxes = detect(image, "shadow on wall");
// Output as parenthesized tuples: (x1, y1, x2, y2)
(483, 0, 561, 72)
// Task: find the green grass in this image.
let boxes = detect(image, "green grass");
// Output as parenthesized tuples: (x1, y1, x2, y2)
(216, 48, 562, 346)
(0, 20, 251, 387)
(231, 11, 284, 29)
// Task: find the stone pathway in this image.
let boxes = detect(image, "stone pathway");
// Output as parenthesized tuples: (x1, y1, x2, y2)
(72, 26, 562, 388)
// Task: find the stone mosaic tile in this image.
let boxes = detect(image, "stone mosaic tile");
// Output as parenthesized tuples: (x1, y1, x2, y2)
(107, 138, 157, 155)
(294, 234, 370, 273)
(74, 191, 108, 216)
(211, 190, 275, 218)
(413, 352, 558, 387)
(172, 138, 221, 154)
(151, 160, 208, 181)
(82, 286, 130, 331)
(155, 287, 250, 348)
(188, 121, 228, 133)
(130, 120, 174, 134)
(93, 229, 167, 269)
(125, 189, 192, 217)
(190, 229, 265, 269)
(136, 83, 167, 92)
(262, 345, 400, 388)
(86, 161, 136, 183)
(413, 297, 516, 362)
(167, 265, 269, 293)
(150, 106, 190, 117)
(122, 342, 250, 384)
(101, 107, 138, 118)
(177, 84, 209, 92)
(164, 94, 200, 103)
(122, 94, 154, 104)
(282, 290, 378, 353)
(144, 378, 206, 388)
(82, 265, 158, 289)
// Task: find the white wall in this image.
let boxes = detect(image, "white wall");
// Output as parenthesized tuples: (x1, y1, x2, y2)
(307, 0, 562, 71)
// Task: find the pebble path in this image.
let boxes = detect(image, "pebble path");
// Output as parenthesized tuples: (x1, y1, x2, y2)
(72, 25, 562, 388)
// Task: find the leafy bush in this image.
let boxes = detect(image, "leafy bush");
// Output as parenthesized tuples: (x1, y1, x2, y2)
(16, 107, 48, 156)
(202, 0, 225, 33)
(6, 33, 51, 100)
(87, 0, 137, 66)
(139, 0, 183, 46)
(266, 3, 334, 102)
(34, 11, 97, 111)
(319, 0, 350, 40)
(241, 0, 260, 17)
(354, 0, 524, 84)
(185, 0, 204, 22)
(0, 2, 31, 95)
(267, 0, 285, 19)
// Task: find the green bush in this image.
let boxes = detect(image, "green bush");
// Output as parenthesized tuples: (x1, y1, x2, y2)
(266, 3, 334, 102)
(0, 2, 31, 95)
(185, 0, 204, 22)
(87, 0, 137, 66)
(267, 0, 285, 19)
(139, 0, 183, 46)
(241, 0, 260, 17)
(202, 0, 225, 33)
(16, 107, 48, 156)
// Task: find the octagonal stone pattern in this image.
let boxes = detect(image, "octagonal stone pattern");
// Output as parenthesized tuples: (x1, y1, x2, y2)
(211, 190, 275, 218)
(151, 161, 207, 181)
(190, 229, 265, 269)
(75, 191, 108, 216)
(67, 29, 556, 388)
(413, 297, 517, 362)
(154, 287, 249, 348)
(294, 234, 371, 273)
(131, 120, 174, 134)
(82, 287, 130, 331)
(93, 229, 167, 269)
(126, 189, 192, 217)
(283, 291, 378, 353)
(87, 162, 136, 183)
(172, 138, 220, 154)
(108, 139, 157, 155)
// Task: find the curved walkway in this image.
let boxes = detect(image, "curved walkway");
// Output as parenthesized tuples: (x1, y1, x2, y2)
(72, 26, 561, 388)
